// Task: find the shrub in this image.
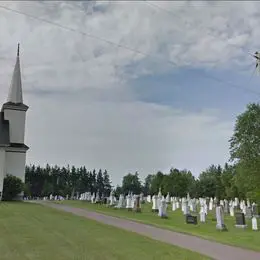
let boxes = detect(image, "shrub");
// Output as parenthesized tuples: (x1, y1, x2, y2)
(2, 175, 23, 201)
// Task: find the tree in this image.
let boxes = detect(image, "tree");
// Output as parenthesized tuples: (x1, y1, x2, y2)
(2, 175, 24, 201)
(96, 169, 104, 196)
(197, 165, 224, 198)
(221, 163, 239, 199)
(23, 164, 112, 198)
(150, 171, 164, 195)
(229, 103, 260, 202)
(142, 174, 154, 195)
(121, 172, 142, 195)
(103, 170, 111, 196)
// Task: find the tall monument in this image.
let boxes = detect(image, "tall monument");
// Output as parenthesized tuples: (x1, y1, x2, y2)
(0, 44, 29, 200)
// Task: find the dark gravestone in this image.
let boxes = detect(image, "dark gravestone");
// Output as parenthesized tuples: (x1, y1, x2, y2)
(186, 214, 198, 225)
(134, 196, 141, 213)
(235, 212, 247, 228)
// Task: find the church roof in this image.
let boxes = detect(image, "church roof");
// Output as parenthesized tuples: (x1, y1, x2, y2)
(7, 43, 24, 104)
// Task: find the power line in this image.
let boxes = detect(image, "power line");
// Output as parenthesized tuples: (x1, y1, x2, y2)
(144, 0, 253, 57)
(0, 4, 260, 97)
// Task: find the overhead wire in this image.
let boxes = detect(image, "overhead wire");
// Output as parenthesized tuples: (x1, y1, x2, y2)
(143, 0, 260, 95)
(0, 4, 260, 97)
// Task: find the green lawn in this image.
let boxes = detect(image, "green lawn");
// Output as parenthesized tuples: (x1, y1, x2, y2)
(58, 200, 260, 251)
(0, 202, 210, 260)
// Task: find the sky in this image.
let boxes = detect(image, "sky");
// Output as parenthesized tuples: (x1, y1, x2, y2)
(1, 1, 260, 185)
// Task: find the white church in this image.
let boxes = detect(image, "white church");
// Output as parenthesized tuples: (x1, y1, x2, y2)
(0, 44, 29, 200)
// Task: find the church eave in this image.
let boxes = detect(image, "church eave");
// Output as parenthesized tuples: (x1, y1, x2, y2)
(2, 102, 29, 112)
(9, 143, 29, 150)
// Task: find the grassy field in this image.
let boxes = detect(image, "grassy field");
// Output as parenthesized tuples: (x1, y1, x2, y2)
(0, 202, 210, 260)
(58, 200, 260, 251)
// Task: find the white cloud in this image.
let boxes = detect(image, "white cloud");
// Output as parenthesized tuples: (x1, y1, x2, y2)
(0, 1, 255, 184)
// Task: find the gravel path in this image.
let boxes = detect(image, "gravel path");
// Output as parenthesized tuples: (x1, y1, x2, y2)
(36, 201, 260, 260)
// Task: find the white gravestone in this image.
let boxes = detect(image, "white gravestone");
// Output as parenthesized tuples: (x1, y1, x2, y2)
(152, 195, 159, 212)
(166, 193, 170, 204)
(252, 216, 258, 231)
(200, 206, 206, 223)
(172, 200, 177, 211)
(183, 200, 190, 215)
(116, 194, 124, 209)
(126, 195, 132, 211)
(230, 206, 234, 217)
(216, 206, 227, 231)
(158, 198, 167, 218)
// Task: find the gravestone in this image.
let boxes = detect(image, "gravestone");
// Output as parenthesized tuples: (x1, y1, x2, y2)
(216, 206, 228, 231)
(252, 216, 258, 231)
(172, 200, 177, 211)
(126, 195, 132, 211)
(158, 198, 168, 218)
(224, 200, 229, 214)
(245, 207, 252, 219)
(116, 194, 125, 209)
(200, 206, 206, 223)
(252, 204, 260, 217)
(235, 212, 247, 228)
(229, 206, 234, 217)
(133, 196, 141, 213)
(152, 195, 159, 213)
(186, 214, 197, 225)
(183, 200, 190, 215)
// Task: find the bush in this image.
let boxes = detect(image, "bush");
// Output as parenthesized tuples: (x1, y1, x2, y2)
(2, 175, 23, 201)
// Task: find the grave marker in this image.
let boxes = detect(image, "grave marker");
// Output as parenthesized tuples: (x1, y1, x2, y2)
(235, 212, 247, 228)
(186, 214, 197, 225)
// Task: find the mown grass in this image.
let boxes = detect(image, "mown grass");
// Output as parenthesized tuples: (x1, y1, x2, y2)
(0, 202, 210, 260)
(59, 200, 260, 251)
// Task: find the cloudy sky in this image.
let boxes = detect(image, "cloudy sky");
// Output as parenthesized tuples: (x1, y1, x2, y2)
(1, 1, 260, 185)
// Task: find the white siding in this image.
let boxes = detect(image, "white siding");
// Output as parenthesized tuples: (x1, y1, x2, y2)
(5, 151, 26, 183)
(4, 109, 26, 143)
(0, 149, 6, 196)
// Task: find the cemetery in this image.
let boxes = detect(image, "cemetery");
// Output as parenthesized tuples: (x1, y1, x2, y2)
(52, 191, 260, 251)
(1, 6, 260, 260)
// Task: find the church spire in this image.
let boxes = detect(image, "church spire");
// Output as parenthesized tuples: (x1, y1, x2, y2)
(7, 43, 23, 104)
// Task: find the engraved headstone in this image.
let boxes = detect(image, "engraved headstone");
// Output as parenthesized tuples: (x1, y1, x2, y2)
(235, 212, 247, 228)
(186, 215, 197, 225)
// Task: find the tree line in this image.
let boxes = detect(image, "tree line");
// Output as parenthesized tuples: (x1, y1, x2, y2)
(17, 102, 260, 203)
(24, 165, 112, 198)
(114, 164, 238, 199)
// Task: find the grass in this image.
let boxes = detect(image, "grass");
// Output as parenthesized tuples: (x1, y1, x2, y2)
(58, 200, 260, 251)
(0, 202, 210, 260)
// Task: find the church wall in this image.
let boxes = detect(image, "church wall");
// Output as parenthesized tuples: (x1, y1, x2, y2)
(4, 109, 26, 144)
(0, 149, 6, 198)
(5, 151, 26, 183)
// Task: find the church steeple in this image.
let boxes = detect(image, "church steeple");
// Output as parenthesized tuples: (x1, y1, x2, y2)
(7, 43, 23, 104)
